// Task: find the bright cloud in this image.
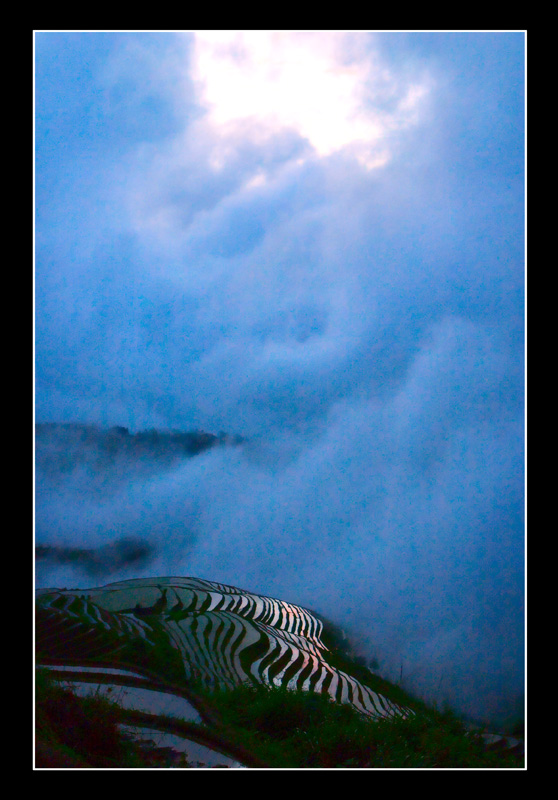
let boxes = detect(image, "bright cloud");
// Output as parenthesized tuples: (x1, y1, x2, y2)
(191, 31, 430, 170)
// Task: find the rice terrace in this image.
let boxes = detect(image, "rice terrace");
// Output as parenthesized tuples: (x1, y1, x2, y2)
(35, 576, 523, 768)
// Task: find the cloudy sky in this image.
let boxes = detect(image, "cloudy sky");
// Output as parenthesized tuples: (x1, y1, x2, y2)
(34, 31, 525, 727)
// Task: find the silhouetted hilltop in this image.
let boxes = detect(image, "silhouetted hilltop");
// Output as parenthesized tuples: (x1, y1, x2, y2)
(35, 423, 244, 482)
(35, 538, 155, 578)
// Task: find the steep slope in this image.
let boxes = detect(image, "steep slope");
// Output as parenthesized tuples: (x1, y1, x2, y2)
(36, 576, 411, 721)
(35, 576, 524, 768)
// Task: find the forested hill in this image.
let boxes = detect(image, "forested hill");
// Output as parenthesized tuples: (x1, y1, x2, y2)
(35, 423, 244, 479)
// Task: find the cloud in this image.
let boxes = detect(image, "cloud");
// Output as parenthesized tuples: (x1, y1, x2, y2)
(123, 31, 433, 254)
(36, 537, 156, 578)
(35, 32, 524, 728)
(191, 31, 430, 170)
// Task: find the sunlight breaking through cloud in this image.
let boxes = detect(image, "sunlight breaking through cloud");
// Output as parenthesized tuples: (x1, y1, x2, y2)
(192, 31, 430, 170)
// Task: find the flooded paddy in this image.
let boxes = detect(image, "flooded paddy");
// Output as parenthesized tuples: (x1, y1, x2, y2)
(118, 725, 247, 768)
(56, 679, 204, 723)
(38, 664, 149, 680)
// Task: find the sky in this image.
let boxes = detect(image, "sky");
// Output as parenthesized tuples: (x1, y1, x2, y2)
(34, 31, 525, 728)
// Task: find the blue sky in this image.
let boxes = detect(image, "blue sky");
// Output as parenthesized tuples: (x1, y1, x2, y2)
(34, 31, 525, 727)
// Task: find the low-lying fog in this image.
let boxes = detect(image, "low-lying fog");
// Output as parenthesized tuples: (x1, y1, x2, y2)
(35, 31, 524, 731)
(35, 410, 523, 731)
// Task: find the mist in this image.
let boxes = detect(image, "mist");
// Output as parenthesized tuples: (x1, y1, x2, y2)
(35, 31, 525, 729)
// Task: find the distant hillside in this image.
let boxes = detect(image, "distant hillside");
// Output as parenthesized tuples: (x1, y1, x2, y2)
(35, 538, 155, 578)
(35, 423, 244, 484)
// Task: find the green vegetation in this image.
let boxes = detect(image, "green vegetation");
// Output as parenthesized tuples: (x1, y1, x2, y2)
(36, 670, 523, 769)
(317, 614, 422, 712)
(194, 682, 524, 768)
(118, 616, 186, 686)
(35, 668, 191, 768)
(35, 666, 524, 769)
(35, 580, 524, 769)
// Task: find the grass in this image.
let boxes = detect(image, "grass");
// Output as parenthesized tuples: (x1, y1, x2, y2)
(34, 668, 192, 768)
(35, 594, 524, 769)
(35, 667, 524, 769)
(316, 613, 421, 712)
(194, 682, 524, 768)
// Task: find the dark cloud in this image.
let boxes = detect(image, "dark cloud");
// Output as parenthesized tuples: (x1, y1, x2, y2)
(36, 537, 156, 578)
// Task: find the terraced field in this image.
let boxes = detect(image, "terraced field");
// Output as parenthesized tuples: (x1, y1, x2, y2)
(36, 576, 412, 721)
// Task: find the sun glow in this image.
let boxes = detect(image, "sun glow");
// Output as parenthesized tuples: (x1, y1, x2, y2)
(192, 31, 429, 170)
